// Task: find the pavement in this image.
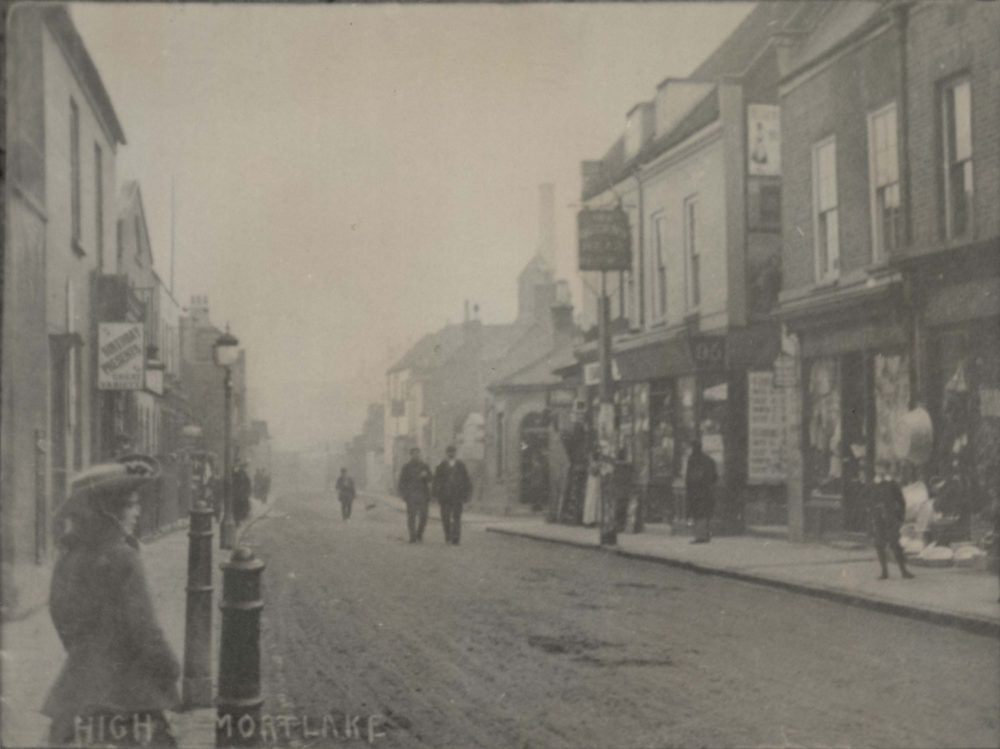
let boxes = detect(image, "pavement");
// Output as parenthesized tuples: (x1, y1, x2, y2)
(368, 492, 1000, 635)
(479, 515, 1000, 637)
(0, 497, 274, 749)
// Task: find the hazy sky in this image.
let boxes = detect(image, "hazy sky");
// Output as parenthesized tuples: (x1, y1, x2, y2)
(70, 2, 752, 450)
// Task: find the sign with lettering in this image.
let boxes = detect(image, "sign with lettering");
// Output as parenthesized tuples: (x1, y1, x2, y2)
(98, 323, 144, 390)
(748, 370, 785, 484)
(578, 207, 632, 271)
(773, 353, 797, 388)
(689, 336, 727, 371)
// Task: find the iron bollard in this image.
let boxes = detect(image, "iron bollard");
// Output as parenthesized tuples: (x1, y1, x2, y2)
(217, 546, 266, 747)
(182, 501, 214, 708)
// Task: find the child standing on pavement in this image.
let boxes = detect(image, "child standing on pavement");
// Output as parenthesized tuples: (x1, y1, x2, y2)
(867, 458, 915, 580)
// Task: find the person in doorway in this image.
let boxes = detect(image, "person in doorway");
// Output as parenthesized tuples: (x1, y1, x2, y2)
(45, 455, 180, 747)
(232, 462, 252, 525)
(398, 448, 432, 543)
(685, 438, 718, 544)
(433, 445, 473, 545)
(335, 468, 356, 520)
(866, 459, 914, 580)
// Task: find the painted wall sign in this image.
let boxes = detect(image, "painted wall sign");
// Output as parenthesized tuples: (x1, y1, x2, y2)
(98, 323, 145, 390)
(689, 336, 727, 371)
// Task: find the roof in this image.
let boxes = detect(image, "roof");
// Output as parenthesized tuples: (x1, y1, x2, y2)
(490, 340, 577, 391)
(387, 324, 466, 375)
(582, 87, 720, 202)
(42, 6, 127, 145)
(780, 2, 888, 82)
(689, 2, 803, 82)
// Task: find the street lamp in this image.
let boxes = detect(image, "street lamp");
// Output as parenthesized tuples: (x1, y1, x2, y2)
(213, 326, 240, 550)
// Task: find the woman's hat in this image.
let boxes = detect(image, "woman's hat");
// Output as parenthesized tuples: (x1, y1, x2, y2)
(56, 454, 161, 521)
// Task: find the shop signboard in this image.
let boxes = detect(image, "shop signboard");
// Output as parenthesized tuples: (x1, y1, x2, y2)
(577, 206, 632, 272)
(689, 335, 727, 371)
(98, 323, 145, 390)
(773, 353, 797, 388)
(583, 359, 621, 386)
(748, 370, 785, 484)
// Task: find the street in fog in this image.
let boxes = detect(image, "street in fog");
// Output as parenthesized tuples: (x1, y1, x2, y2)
(247, 488, 999, 749)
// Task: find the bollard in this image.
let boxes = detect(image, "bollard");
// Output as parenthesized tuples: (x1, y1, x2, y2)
(217, 546, 266, 747)
(182, 501, 214, 708)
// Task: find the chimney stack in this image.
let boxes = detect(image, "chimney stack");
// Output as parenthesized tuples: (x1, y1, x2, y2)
(538, 183, 555, 268)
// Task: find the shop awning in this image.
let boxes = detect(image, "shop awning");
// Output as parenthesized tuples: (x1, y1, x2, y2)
(925, 276, 1000, 327)
(615, 337, 693, 381)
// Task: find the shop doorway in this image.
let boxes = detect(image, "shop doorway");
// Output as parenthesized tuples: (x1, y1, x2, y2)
(519, 411, 550, 510)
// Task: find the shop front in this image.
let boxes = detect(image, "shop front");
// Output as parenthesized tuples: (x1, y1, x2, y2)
(613, 324, 780, 532)
(787, 283, 912, 538)
(915, 252, 1000, 544)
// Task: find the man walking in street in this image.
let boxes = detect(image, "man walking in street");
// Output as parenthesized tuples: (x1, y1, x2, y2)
(685, 438, 718, 544)
(335, 468, 357, 521)
(433, 445, 473, 545)
(398, 448, 432, 543)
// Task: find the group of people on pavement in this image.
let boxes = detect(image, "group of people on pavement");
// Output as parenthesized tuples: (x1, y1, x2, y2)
(398, 445, 472, 544)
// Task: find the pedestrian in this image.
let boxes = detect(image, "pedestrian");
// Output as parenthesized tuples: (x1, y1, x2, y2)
(582, 447, 603, 527)
(433, 445, 473, 545)
(232, 462, 252, 525)
(335, 468, 356, 520)
(44, 455, 180, 747)
(685, 438, 718, 544)
(867, 458, 915, 580)
(397, 447, 432, 543)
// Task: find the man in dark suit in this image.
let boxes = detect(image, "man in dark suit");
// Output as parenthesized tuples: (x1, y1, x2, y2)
(433, 445, 473, 545)
(685, 438, 718, 544)
(398, 448, 432, 543)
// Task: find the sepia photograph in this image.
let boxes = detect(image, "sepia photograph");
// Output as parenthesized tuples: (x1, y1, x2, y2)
(2, 1, 999, 747)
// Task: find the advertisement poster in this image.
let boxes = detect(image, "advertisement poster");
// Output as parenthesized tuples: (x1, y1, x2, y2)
(748, 370, 785, 484)
(748, 104, 781, 177)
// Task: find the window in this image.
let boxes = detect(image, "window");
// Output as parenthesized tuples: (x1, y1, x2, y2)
(496, 413, 505, 473)
(94, 144, 104, 263)
(868, 103, 901, 258)
(684, 197, 700, 309)
(651, 214, 668, 321)
(812, 138, 839, 281)
(70, 98, 81, 248)
(942, 77, 973, 238)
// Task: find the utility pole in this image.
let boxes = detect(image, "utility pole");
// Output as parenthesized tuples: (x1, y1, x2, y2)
(597, 270, 617, 546)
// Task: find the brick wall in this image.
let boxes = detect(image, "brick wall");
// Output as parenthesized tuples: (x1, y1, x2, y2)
(905, 1, 1000, 251)
(780, 22, 902, 293)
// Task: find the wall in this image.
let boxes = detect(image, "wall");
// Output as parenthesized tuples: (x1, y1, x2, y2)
(905, 1, 1000, 252)
(780, 20, 901, 293)
(641, 124, 728, 332)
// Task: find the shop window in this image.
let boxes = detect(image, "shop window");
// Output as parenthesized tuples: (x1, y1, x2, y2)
(868, 103, 902, 258)
(677, 376, 698, 477)
(873, 353, 910, 474)
(699, 376, 727, 479)
(812, 137, 839, 282)
(942, 77, 973, 239)
(806, 357, 842, 493)
(649, 380, 675, 482)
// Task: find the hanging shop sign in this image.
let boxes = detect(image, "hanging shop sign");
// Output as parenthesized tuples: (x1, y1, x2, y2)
(747, 370, 786, 484)
(689, 335, 727, 371)
(583, 359, 621, 386)
(577, 206, 632, 272)
(98, 323, 145, 390)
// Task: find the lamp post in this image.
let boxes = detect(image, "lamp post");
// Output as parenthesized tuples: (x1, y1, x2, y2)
(213, 326, 240, 550)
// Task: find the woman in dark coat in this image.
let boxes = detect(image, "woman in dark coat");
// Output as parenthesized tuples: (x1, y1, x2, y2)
(44, 455, 181, 747)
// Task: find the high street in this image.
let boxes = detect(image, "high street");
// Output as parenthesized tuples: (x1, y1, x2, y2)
(247, 490, 999, 749)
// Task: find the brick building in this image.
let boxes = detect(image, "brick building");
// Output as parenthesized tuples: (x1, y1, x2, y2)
(775, 1, 1000, 540)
